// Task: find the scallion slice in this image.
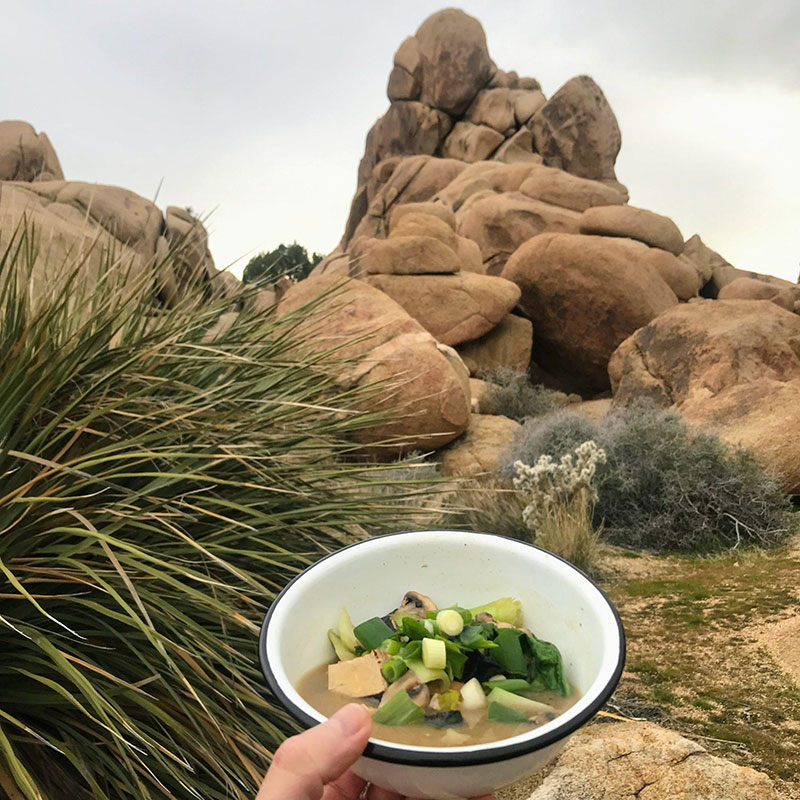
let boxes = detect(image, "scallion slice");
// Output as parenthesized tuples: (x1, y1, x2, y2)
(372, 690, 425, 725)
(353, 617, 395, 651)
(488, 701, 530, 724)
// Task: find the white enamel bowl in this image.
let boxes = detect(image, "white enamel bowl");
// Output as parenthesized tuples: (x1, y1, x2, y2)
(259, 530, 625, 800)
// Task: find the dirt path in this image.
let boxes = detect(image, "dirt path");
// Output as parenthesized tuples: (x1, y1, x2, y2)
(601, 545, 800, 799)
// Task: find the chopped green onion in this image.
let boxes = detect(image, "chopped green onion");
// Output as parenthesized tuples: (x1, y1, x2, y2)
(483, 679, 531, 693)
(488, 701, 530, 724)
(381, 639, 401, 656)
(436, 609, 465, 636)
(372, 691, 425, 725)
(405, 659, 451, 689)
(486, 687, 555, 717)
(399, 640, 422, 661)
(381, 658, 409, 684)
(400, 616, 430, 641)
(422, 638, 446, 670)
(353, 617, 395, 651)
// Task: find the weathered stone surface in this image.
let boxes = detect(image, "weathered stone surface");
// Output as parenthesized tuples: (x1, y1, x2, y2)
(437, 413, 520, 477)
(580, 205, 684, 255)
(454, 235, 485, 273)
(456, 192, 581, 268)
(364, 271, 521, 346)
(276, 275, 470, 456)
(415, 9, 495, 116)
(346, 156, 466, 247)
(492, 128, 541, 164)
(436, 162, 538, 208)
(387, 37, 422, 101)
(353, 235, 460, 275)
(0, 181, 152, 305)
(388, 201, 456, 231)
(441, 121, 505, 163)
(519, 164, 626, 212)
(511, 89, 547, 125)
(608, 238, 701, 300)
(681, 233, 729, 287)
(0, 120, 64, 182)
(502, 233, 678, 392)
(388, 212, 459, 251)
(609, 300, 800, 492)
(529, 722, 780, 800)
(457, 314, 533, 375)
(464, 89, 517, 133)
(357, 102, 452, 188)
(568, 398, 613, 424)
(718, 276, 799, 313)
(531, 75, 621, 180)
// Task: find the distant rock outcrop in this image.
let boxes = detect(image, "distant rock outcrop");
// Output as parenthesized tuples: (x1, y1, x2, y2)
(306, 7, 799, 480)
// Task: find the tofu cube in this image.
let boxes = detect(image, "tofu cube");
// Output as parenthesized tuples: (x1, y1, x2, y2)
(328, 651, 388, 698)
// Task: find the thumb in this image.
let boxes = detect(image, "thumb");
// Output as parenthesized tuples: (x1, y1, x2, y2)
(257, 704, 372, 800)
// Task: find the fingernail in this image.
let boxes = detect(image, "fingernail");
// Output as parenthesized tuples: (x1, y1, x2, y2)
(330, 704, 368, 736)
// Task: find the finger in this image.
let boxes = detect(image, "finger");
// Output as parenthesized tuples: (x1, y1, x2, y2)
(365, 785, 403, 800)
(256, 704, 372, 800)
(323, 770, 367, 800)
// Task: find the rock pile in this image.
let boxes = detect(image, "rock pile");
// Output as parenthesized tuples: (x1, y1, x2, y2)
(309, 8, 799, 489)
(0, 120, 237, 310)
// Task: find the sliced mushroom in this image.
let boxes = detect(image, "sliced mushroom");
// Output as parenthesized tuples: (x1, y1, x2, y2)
(475, 611, 531, 635)
(395, 591, 437, 620)
(379, 670, 431, 708)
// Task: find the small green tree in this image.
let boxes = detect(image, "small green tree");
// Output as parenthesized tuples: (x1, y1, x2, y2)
(242, 242, 323, 285)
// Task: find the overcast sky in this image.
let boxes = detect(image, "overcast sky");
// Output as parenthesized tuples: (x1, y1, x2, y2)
(4, 1, 799, 281)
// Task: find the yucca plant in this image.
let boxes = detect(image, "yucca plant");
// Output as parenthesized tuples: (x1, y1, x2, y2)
(0, 225, 440, 800)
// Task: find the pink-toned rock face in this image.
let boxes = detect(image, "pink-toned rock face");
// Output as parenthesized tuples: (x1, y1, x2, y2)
(0, 120, 63, 182)
(456, 313, 533, 375)
(353, 235, 460, 276)
(437, 413, 520, 477)
(502, 233, 678, 392)
(276, 275, 470, 456)
(455, 191, 581, 270)
(579, 204, 685, 255)
(518, 164, 626, 212)
(363, 271, 521, 346)
(531, 75, 621, 181)
(609, 299, 800, 493)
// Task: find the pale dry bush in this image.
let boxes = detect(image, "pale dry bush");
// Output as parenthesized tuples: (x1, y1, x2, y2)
(512, 441, 607, 573)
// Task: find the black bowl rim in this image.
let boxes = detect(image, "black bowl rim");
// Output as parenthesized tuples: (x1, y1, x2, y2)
(258, 529, 626, 767)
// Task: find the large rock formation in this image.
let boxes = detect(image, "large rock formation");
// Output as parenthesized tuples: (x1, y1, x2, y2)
(609, 300, 800, 492)
(276, 275, 470, 456)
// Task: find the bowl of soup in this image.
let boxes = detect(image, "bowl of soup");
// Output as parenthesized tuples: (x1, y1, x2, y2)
(258, 530, 625, 800)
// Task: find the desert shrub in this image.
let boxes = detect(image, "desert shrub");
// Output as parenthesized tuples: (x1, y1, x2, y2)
(513, 441, 607, 574)
(478, 369, 567, 422)
(498, 409, 598, 480)
(242, 241, 323, 285)
(0, 227, 438, 800)
(450, 478, 530, 540)
(497, 400, 792, 553)
(595, 401, 791, 552)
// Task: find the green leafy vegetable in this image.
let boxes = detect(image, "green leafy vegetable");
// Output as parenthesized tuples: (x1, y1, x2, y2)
(401, 616, 433, 641)
(457, 623, 498, 650)
(493, 628, 528, 677)
(469, 597, 523, 627)
(353, 617, 395, 651)
(372, 691, 425, 725)
(524, 634, 570, 696)
(488, 702, 530, 724)
(399, 640, 423, 661)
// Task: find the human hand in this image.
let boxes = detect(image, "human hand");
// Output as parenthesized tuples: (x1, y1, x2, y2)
(255, 703, 496, 800)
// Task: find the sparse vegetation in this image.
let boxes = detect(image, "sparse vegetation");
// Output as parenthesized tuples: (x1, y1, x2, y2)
(495, 401, 792, 553)
(513, 441, 606, 573)
(477, 369, 568, 422)
(242, 241, 323, 285)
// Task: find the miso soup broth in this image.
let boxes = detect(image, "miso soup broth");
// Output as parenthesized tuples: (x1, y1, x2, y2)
(296, 662, 580, 747)
(292, 592, 581, 748)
